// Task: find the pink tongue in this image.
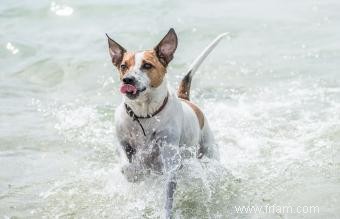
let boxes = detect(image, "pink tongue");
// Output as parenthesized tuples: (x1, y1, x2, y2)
(120, 84, 137, 94)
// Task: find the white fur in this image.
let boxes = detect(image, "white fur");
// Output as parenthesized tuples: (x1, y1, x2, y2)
(116, 80, 217, 218)
(114, 33, 225, 218)
(115, 77, 218, 176)
(124, 78, 168, 118)
(123, 51, 168, 118)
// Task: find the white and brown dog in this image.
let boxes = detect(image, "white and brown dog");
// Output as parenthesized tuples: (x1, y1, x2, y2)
(106, 28, 225, 218)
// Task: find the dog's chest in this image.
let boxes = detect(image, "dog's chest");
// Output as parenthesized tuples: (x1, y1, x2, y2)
(117, 114, 165, 169)
(120, 116, 161, 145)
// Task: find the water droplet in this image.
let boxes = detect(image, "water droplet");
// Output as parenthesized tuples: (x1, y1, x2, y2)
(50, 2, 73, 16)
(6, 42, 19, 54)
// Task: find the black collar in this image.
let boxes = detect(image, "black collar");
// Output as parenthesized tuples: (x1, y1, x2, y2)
(124, 93, 169, 136)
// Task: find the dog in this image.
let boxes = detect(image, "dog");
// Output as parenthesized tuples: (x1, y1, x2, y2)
(106, 28, 226, 218)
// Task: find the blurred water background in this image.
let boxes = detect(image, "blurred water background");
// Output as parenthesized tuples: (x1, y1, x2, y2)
(1, 0, 340, 218)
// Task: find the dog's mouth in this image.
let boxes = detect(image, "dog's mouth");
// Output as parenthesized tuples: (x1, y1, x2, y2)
(120, 84, 146, 99)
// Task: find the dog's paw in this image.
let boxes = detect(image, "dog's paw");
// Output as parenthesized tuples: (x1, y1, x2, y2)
(121, 164, 146, 182)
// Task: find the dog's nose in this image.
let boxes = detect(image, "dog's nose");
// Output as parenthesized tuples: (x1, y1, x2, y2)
(122, 76, 136, 85)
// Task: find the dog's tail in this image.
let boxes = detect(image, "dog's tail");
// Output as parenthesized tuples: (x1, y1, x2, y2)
(177, 33, 227, 100)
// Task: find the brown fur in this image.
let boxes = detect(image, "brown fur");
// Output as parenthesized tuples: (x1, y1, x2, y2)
(119, 52, 135, 79)
(143, 50, 167, 87)
(180, 99, 204, 129)
(177, 73, 192, 100)
(117, 50, 166, 88)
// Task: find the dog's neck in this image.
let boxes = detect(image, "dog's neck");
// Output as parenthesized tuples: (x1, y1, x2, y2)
(124, 78, 169, 118)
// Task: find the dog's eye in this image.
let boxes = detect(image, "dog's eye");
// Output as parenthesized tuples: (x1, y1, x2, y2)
(142, 63, 153, 70)
(120, 64, 127, 71)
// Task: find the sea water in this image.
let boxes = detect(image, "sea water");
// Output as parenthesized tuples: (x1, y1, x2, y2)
(1, 0, 340, 218)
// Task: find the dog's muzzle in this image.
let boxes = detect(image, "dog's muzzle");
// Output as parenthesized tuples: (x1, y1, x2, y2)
(120, 76, 146, 99)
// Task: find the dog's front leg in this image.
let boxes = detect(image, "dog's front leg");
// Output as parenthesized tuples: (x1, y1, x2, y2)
(159, 139, 181, 219)
(118, 140, 149, 182)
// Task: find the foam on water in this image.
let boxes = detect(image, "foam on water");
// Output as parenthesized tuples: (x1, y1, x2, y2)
(1, 0, 340, 218)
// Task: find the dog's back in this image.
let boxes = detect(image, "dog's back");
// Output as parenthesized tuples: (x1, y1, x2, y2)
(176, 33, 226, 159)
(178, 97, 219, 160)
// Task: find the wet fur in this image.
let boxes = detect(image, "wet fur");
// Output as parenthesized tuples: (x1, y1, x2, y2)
(107, 29, 224, 218)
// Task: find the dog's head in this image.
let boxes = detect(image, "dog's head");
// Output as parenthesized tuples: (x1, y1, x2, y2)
(107, 28, 178, 100)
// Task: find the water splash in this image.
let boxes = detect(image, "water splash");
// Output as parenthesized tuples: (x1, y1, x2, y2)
(50, 2, 73, 16)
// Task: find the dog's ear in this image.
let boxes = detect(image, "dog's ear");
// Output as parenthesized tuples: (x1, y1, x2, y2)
(106, 34, 126, 67)
(154, 28, 178, 66)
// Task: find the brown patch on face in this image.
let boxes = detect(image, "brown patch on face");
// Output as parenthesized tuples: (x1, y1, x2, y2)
(143, 50, 166, 87)
(118, 52, 135, 80)
(181, 99, 205, 129)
